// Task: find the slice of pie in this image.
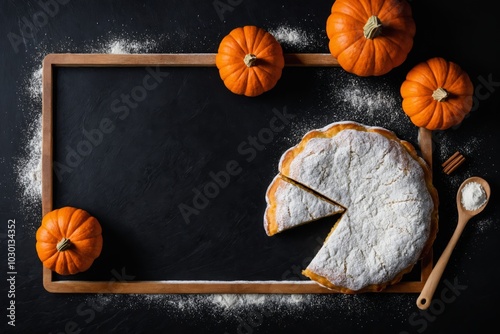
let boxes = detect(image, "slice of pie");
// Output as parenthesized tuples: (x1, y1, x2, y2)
(264, 121, 439, 293)
(264, 174, 344, 236)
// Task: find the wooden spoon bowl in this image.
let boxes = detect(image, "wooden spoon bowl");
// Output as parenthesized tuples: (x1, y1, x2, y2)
(456, 176, 491, 219)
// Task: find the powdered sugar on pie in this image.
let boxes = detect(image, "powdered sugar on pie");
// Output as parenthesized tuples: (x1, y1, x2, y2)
(264, 174, 344, 236)
(265, 121, 439, 293)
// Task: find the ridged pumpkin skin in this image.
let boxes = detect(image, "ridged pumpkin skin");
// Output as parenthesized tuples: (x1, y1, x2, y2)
(36, 207, 103, 275)
(326, 0, 416, 76)
(401, 57, 474, 130)
(216, 25, 284, 97)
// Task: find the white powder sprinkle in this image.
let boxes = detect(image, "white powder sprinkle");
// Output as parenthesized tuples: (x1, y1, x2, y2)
(212, 294, 265, 309)
(104, 38, 158, 54)
(16, 62, 45, 225)
(210, 293, 307, 309)
(472, 217, 495, 234)
(78, 292, 417, 330)
(461, 181, 487, 211)
(82, 293, 315, 317)
(334, 76, 400, 120)
(435, 129, 483, 163)
(27, 66, 43, 102)
(108, 40, 130, 54)
(268, 25, 313, 50)
(15, 116, 43, 223)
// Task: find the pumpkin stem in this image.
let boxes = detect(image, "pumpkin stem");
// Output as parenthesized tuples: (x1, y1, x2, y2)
(363, 15, 383, 39)
(244, 54, 257, 67)
(56, 238, 72, 252)
(432, 87, 449, 102)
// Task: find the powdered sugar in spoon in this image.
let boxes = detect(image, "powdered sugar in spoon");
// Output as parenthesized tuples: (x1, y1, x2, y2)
(416, 176, 490, 310)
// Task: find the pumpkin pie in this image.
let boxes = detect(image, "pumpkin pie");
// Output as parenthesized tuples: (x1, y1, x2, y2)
(264, 121, 439, 293)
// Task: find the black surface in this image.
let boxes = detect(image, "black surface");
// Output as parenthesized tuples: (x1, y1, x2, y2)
(1, 0, 500, 333)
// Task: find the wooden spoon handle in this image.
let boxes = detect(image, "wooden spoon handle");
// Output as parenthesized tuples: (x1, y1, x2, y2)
(416, 222, 467, 309)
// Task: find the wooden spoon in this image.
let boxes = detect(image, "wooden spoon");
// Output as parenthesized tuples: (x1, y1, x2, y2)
(416, 176, 491, 310)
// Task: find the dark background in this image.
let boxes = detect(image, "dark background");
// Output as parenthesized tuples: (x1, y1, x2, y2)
(1, 0, 499, 333)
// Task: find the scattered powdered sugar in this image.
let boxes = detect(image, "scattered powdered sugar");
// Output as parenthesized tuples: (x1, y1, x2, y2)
(471, 217, 495, 234)
(82, 293, 316, 318)
(333, 75, 401, 123)
(210, 293, 308, 309)
(434, 128, 483, 163)
(16, 60, 45, 224)
(317, 69, 409, 131)
(27, 66, 43, 102)
(268, 25, 312, 50)
(341, 85, 395, 112)
(80, 292, 414, 328)
(15, 116, 43, 223)
(101, 37, 158, 54)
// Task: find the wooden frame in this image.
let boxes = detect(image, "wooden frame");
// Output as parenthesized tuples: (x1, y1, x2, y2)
(42, 53, 433, 293)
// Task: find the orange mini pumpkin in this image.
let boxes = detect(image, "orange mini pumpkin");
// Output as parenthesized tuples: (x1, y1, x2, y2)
(401, 57, 474, 130)
(36, 206, 103, 275)
(326, 0, 416, 76)
(215, 25, 284, 97)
